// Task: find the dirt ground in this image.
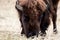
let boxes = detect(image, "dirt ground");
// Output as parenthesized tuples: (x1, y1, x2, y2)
(0, 0, 60, 40)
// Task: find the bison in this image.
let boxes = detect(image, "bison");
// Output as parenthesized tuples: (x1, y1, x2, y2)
(15, 0, 59, 38)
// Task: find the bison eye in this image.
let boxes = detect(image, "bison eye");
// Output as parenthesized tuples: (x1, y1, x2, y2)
(24, 15, 30, 22)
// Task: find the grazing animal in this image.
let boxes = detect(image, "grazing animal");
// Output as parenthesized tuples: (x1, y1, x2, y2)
(15, 0, 47, 38)
(15, 0, 59, 38)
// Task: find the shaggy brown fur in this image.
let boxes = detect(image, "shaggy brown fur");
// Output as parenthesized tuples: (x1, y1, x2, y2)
(40, 0, 59, 36)
(15, 0, 59, 38)
(15, 0, 47, 38)
(39, 0, 59, 36)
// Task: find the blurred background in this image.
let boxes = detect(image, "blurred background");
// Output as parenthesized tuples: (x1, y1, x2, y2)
(0, 0, 60, 40)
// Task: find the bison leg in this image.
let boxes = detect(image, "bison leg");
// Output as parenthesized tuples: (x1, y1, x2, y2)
(40, 19, 50, 36)
(40, 11, 50, 36)
(52, 12, 57, 34)
(52, 5, 58, 34)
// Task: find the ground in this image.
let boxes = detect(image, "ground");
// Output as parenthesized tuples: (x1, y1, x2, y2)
(0, 0, 60, 40)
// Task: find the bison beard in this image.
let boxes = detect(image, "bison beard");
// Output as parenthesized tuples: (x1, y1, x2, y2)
(15, 0, 59, 38)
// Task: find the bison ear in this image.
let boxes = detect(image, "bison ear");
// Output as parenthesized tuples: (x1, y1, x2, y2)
(15, 1, 23, 11)
(15, 4, 23, 11)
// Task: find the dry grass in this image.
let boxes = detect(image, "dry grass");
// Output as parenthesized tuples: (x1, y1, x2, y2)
(0, 0, 60, 40)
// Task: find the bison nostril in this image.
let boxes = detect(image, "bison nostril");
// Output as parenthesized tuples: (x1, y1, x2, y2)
(29, 32, 32, 36)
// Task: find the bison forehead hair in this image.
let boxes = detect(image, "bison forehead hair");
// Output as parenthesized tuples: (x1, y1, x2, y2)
(16, 0, 47, 12)
(20, 0, 47, 18)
